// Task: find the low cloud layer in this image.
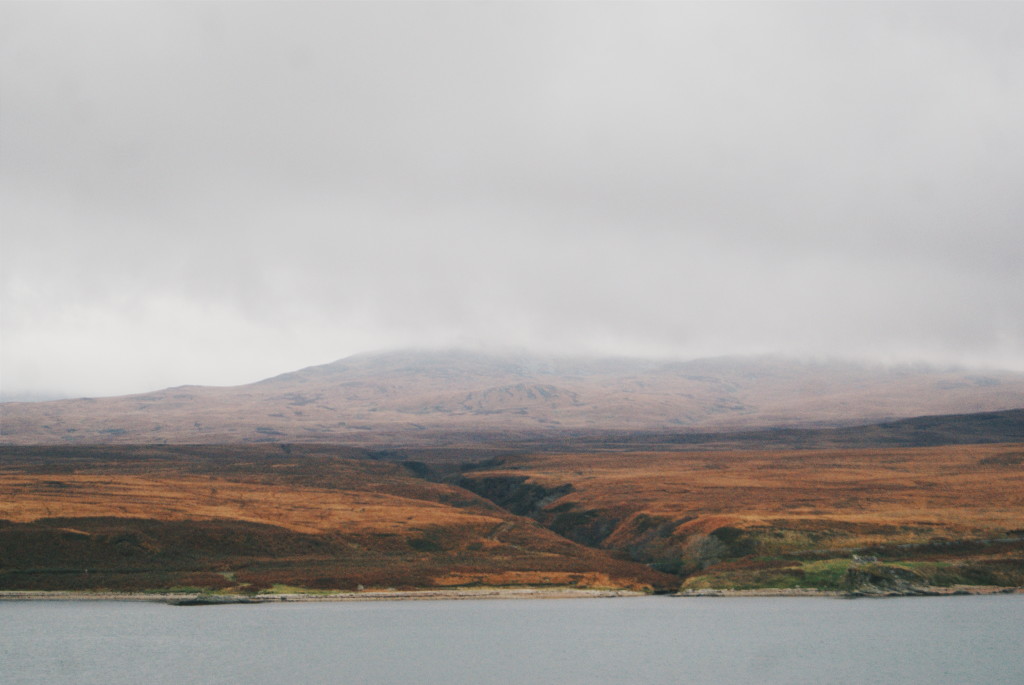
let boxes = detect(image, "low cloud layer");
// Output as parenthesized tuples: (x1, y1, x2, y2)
(3, 2, 1023, 398)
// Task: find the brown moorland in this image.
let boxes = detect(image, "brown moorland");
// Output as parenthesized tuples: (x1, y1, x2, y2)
(2, 439, 1022, 594)
(456, 443, 1024, 591)
(0, 445, 672, 593)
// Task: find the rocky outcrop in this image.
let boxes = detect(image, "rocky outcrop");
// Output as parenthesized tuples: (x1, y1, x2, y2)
(842, 563, 935, 596)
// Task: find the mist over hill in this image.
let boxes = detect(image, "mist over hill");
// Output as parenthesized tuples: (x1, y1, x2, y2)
(2, 350, 1023, 446)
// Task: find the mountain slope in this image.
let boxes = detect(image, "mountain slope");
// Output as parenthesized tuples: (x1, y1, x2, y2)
(2, 350, 1023, 445)
(0, 445, 671, 592)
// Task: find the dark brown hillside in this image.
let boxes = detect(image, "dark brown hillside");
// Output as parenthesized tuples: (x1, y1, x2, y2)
(515, 409, 1024, 452)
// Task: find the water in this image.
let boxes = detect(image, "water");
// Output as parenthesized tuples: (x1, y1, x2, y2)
(2, 595, 1021, 684)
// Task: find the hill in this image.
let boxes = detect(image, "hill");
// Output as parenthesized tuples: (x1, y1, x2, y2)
(0, 445, 671, 593)
(3, 350, 1023, 445)
(455, 442, 1024, 592)
(3, 441, 1021, 595)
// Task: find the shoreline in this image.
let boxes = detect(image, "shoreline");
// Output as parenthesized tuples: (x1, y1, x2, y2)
(2, 585, 1020, 603)
(678, 585, 1023, 598)
(0, 587, 648, 604)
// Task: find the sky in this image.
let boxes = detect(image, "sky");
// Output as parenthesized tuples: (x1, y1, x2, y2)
(2, 1, 1023, 400)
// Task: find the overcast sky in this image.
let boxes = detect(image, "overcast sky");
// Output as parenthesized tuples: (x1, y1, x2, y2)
(2, 1, 1023, 399)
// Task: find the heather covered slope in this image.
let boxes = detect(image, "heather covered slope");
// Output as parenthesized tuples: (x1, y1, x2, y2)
(457, 442, 1024, 592)
(0, 445, 671, 593)
(3, 440, 1022, 594)
(3, 351, 1023, 445)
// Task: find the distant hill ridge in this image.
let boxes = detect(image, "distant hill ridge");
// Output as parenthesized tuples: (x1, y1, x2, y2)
(2, 349, 1023, 446)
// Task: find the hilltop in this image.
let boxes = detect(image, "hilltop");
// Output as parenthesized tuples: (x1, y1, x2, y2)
(3, 350, 1023, 445)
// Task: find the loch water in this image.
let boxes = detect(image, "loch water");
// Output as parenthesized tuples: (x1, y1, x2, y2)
(2, 595, 1022, 684)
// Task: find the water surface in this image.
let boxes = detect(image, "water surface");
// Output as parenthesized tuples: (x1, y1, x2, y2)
(2, 595, 1021, 684)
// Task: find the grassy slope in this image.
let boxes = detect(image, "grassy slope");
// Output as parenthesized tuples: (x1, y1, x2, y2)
(0, 445, 671, 593)
(3, 442, 1022, 593)
(456, 443, 1024, 591)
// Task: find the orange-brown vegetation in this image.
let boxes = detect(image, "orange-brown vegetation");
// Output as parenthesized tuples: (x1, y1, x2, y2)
(3, 440, 1022, 594)
(0, 472, 500, 535)
(0, 445, 670, 593)
(463, 444, 1024, 535)
(457, 443, 1024, 588)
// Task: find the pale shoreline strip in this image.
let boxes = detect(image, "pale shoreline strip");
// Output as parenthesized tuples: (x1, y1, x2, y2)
(0, 588, 647, 603)
(1, 585, 1020, 603)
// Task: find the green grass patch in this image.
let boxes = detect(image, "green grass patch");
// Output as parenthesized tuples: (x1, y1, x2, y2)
(258, 584, 342, 595)
(799, 559, 855, 589)
(682, 558, 855, 591)
(681, 567, 805, 591)
(679, 556, 1024, 592)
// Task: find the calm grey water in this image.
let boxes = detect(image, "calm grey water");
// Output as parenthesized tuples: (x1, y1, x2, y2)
(2, 595, 1022, 684)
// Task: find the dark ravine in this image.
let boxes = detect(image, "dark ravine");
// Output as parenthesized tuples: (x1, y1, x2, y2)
(453, 476, 623, 548)
(453, 475, 574, 518)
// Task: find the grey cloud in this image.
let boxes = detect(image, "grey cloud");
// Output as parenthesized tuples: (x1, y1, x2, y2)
(2, 2, 1023, 398)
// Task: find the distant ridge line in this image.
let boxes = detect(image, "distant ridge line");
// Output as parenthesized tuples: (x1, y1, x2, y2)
(2, 350, 1023, 446)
